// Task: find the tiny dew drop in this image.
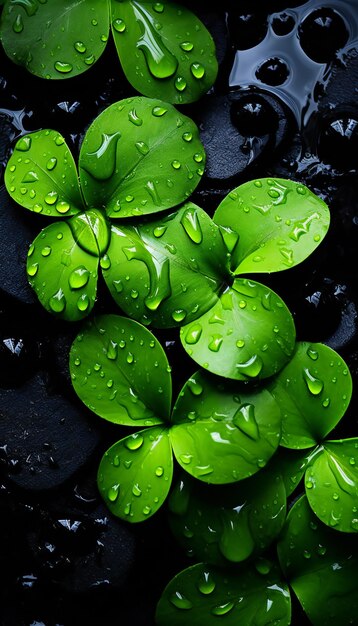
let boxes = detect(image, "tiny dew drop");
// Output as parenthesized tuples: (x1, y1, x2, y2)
(169, 591, 193, 610)
(197, 571, 216, 595)
(16, 136, 31, 152)
(153, 225, 167, 237)
(27, 262, 39, 277)
(172, 309, 187, 322)
(322, 397, 330, 408)
(155, 466, 164, 477)
(107, 340, 118, 360)
(54, 61, 73, 74)
(45, 191, 58, 205)
(211, 602, 234, 616)
(175, 76, 187, 91)
(56, 201, 70, 214)
(100, 254, 111, 270)
(12, 14, 24, 33)
(153, 2, 164, 12)
(126, 352, 134, 364)
(183, 132, 192, 142)
(107, 484, 119, 502)
(190, 62, 205, 79)
(171, 160, 181, 169)
(143, 505, 152, 515)
(307, 347, 319, 360)
(41, 246, 51, 257)
(125, 434, 144, 451)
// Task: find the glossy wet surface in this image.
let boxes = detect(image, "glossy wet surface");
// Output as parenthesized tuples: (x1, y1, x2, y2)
(1, 1, 358, 624)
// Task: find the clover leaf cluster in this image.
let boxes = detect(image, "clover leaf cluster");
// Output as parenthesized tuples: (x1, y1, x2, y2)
(0, 0, 218, 104)
(5, 92, 357, 626)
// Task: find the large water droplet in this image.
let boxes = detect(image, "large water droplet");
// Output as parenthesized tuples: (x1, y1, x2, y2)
(233, 403, 260, 440)
(125, 434, 144, 451)
(113, 18, 126, 33)
(12, 14, 24, 33)
(49, 289, 66, 314)
(197, 571, 216, 595)
(132, 483, 142, 497)
(175, 76, 187, 91)
(185, 324, 202, 345)
(208, 334, 223, 353)
(108, 484, 120, 502)
(83, 132, 121, 181)
(54, 61, 73, 74)
(236, 354, 263, 378)
(133, 3, 178, 78)
(303, 368, 324, 395)
(69, 266, 90, 290)
(180, 207, 203, 243)
(190, 62, 205, 79)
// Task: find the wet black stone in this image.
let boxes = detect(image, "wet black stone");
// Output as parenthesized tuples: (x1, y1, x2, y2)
(256, 56, 290, 86)
(0, 185, 39, 305)
(230, 95, 278, 136)
(298, 7, 349, 64)
(271, 11, 296, 36)
(0, 373, 100, 490)
(227, 12, 269, 50)
(196, 91, 291, 183)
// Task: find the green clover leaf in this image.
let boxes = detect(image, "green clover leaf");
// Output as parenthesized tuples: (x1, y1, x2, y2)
(0, 0, 218, 104)
(269, 341, 358, 533)
(156, 561, 291, 625)
(278, 495, 358, 626)
(70, 315, 283, 522)
(5, 96, 205, 321)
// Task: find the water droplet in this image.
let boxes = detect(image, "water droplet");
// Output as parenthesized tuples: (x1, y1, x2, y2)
(307, 347, 319, 360)
(169, 591, 193, 610)
(74, 357, 81, 366)
(113, 18, 126, 32)
(74, 41, 86, 53)
(84, 54, 95, 66)
(134, 3, 178, 78)
(211, 602, 234, 616)
(172, 309, 187, 323)
(153, 2, 164, 12)
(125, 434, 144, 451)
(317, 545, 327, 556)
(77, 294, 90, 312)
(183, 132, 192, 142)
(100, 255, 111, 270)
(175, 76, 187, 91)
(349, 457, 356, 466)
(171, 160, 181, 169)
(255, 559, 272, 575)
(41, 246, 51, 257)
(303, 368, 324, 395)
(126, 352, 134, 364)
(54, 61, 73, 74)
(197, 571, 216, 595)
(69, 266, 90, 290)
(152, 106, 167, 117)
(143, 505, 152, 515)
(12, 14, 24, 33)
(303, 550, 311, 559)
(49, 289, 66, 314)
(179, 454, 192, 465)
(128, 109, 143, 126)
(56, 201, 70, 214)
(27, 262, 39, 277)
(208, 334, 223, 353)
(185, 324, 202, 345)
(45, 191, 58, 205)
(322, 397, 330, 408)
(190, 62, 205, 79)
(107, 340, 118, 361)
(155, 466, 164, 477)
(153, 225, 167, 238)
(306, 479, 313, 489)
(135, 141, 149, 155)
(113, 455, 120, 467)
(180, 207, 203, 243)
(180, 41, 194, 52)
(108, 484, 119, 502)
(236, 339, 245, 348)
(233, 403, 260, 440)
(236, 354, 263, 378)
(132, 483, 142, 497)
(16, 136, 32, 152)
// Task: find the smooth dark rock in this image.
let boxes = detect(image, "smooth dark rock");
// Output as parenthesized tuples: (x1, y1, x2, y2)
(0, 373, 100, 490)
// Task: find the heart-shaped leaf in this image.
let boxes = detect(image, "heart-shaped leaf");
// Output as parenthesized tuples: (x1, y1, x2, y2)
(102, 203, 229, 328)
(98, 426, 173, 522)
(277, 495, 358, 625)
(156, 561, 291, 625)
(168, 470, 286, 565)
(180, 279, 296, 380)
(305, 439, 358, 533)
(170, 370, 282, 483)
(214, 178, 330, 275)
(27, 221, 99, 321)
(110, 1, 218, 104)
(79, 97, 205, 217)
(0, 0, 110, 79)
(70, 314, 171, 426)
(5, 130, 83, 217)
(269, 342, 352, 449)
